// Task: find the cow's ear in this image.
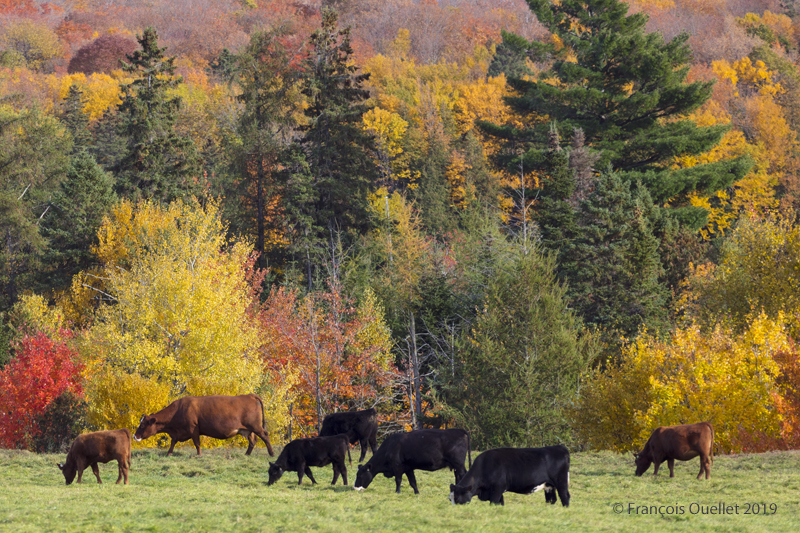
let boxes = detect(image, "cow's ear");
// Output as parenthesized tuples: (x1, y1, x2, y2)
(57, 463, 63, 470)
(269, 461, 274, 467)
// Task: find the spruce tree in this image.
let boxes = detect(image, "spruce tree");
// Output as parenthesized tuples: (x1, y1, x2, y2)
(59, 84, 92, 154)
(447, 240, 595, 448)
(561, 169, 669, 339)
(115, 27, 201, 203)
(290, 9, 378, 284)
(38, 151, 117, 294)
(488, 0, 751, 226)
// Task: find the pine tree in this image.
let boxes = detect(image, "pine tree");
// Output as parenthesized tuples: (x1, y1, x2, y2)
(291, 9, 378, 283)
(488, 0, 751, 226)
(115, 27, 201, 203)
(38, 151, 117, 294)
(561, 169, 669, 339)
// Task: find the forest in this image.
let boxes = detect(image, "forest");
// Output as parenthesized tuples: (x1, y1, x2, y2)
(1, 0, 800, 456)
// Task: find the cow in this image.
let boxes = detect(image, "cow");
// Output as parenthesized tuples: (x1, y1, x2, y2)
(319, 408, 378, 463)
(353, 428, 471, 494)
(449, 445, 571, 506)
(635, 422, 715, 479)
(267, 434, 352, 486)
(133, 394, 274, 456)
(57, 429, 132, 485)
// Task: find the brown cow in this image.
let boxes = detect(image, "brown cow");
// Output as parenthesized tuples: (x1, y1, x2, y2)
(635, 422, 715, 479)
(133, 394, 274, 456)
(57, 429, 131, 485)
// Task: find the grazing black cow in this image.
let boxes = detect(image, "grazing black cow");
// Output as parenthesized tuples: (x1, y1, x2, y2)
(353, 429, 471, 494)
(267, 434, 352, 486)
(449, 445, 570, 506)
(319, 408, 378, 463)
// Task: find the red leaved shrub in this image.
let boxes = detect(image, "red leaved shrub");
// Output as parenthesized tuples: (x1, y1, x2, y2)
(0, 332, 83, 449)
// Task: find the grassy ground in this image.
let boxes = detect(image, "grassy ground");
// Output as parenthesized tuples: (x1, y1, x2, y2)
(1, 445, 799, 532)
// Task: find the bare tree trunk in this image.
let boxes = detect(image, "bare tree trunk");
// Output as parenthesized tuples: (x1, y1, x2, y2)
(410, 312, 422, 429)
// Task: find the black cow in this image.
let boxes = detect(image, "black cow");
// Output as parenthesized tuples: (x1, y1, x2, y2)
(353, 429, 471, 494)
(319, 408, 378, 463)
(449, 445, 570, 506)
(268, 434, 352, 486)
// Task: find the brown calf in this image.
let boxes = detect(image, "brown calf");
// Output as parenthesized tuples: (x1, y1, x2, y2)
(57, 429, 132, 485)
(635, 422, 715, 480)
(133, 394, 274, 456)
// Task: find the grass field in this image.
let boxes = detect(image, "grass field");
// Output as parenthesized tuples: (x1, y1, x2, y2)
(1, 445, 799, 532)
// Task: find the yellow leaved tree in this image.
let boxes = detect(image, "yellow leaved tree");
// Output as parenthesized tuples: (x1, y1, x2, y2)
(570, 314, 788, 453)
(77, 198, 293, 447)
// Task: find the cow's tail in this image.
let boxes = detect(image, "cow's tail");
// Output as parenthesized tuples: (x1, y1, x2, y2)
(466, 430, 472, 469)
(254, 394, 267, 432)
(709, 422, 715, 465)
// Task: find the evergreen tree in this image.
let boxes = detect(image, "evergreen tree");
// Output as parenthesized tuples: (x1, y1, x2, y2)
(115, 27, 201, 203)
(0, 107, 71, 310)
(291, 9, 378, 284)
(226, 27, 304, 269)
(59, 84, 92, 154)
(488, 0, 751, 226)
(561, 169, 669, 339)
(533, 126, 579, 257)
(38, 151, 117, 294)
(446, 239, 595, 448)
(487, 30, 534, 79)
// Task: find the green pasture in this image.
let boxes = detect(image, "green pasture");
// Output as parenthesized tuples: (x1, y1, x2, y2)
(1, 446, 799, 532)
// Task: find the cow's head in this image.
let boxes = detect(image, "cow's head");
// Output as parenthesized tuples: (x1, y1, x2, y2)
(267, 462, 284, 485)
(634, 451, 651, 476)
(133, 414, 158, 442)
(449, 483, 473, 505)
(353, 463, 374, 491)
(57, 462, 77, 485)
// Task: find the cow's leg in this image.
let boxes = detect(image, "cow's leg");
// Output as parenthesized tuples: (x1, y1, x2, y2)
(116, 459, 124, 484)
(652, 459, 661, 477)
(166, 438, 178, 456)
(297, 467, 305, 485)
(331, 463, 340, 485)
(255, 428, 275, 457)
(394, 473, 403, 494)
(358, 438, 368, 463)
(454, 464, 467, 484)
(244, 432, 256, 455)
(91, 463, 102, 484)
(489, 489, 504, 505)
(667, 458, 675, 478)
(192, 431, 202, 456)
(406, 470, 420, 495)
(120, 458, 129, 485)
(304, 466, 317, 485)
(340, 462, 348, 486)
(556, 484, 570, 507)
(369, 431, 378, 456)
(545, 486, 557, 504)
(699, 454, 711, 480)
(75, 458, 85, 483)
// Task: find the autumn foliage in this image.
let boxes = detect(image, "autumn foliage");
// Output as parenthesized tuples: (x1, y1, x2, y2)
(0, 332, 83, 449)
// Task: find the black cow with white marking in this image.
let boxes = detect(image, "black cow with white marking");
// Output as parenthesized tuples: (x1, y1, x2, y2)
(319, 408, 378, 463)
(353, 429, 471, 494)
(267, 434, 351, 486)
(449, 445, 570, 506)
